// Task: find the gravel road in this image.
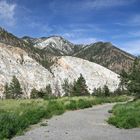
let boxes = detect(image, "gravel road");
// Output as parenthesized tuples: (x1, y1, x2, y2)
(13, 103, 140, 140)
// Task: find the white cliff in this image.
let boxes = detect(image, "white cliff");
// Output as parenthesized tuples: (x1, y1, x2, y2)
(51, 56, 120, 94)
(0, 43, 120, 98)
(0, 43, 53, 98)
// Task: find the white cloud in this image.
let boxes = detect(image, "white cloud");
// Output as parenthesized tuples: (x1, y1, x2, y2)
(84, 0, 135, 9)
(70, 37, 98, 44)
(0, 0, 17, 26)
(62, 32, 98, 44)
(115, 14, 140, 27)
(121, 40, 140, 55)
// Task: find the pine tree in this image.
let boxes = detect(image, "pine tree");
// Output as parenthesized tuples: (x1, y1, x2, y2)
(9, 76, 23, 99)
(4, 82, 11, 99)
(127, 58, 140, 98)
(72, 74, 90, 96)
(103, 85, 110, 96)
(44, 84, 52, 99)
(62, 79, 73, 96)
(30, 88, 39, 99)
(119, 69, 128, 91)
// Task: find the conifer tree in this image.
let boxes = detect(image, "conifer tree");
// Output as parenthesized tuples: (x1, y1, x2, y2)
(9, 76, 23, 99)
(4, 76, 23, 99)
(72, 74, 90, 96)
(128, 58, 140, 98)
(4, 82, 11, 99)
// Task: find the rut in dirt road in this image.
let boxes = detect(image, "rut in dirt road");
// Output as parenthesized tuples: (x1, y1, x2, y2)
(13, 103, 140, 140)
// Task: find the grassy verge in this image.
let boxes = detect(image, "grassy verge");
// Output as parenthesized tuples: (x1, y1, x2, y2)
(0, 96, 129, 139)
(108, 99, 140, 129)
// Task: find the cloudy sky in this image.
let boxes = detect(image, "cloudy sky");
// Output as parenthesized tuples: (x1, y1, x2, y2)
(0, 0, 140, 55)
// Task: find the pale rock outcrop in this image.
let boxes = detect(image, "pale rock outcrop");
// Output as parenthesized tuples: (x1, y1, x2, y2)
(0, 43, 53, 98)
(51, 56, 120, 94)
(0, 43, 120, 97)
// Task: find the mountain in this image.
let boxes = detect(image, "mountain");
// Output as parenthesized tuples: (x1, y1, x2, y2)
(0, 28, 58, 69)
(0, 27, 135, 97)
(23, 35, 83, 55)
(74, 42, 135, 73)
(0, 42, 120, 97)
(0, 27, 135, 73)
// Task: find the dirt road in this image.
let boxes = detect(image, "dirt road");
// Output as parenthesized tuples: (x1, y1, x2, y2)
(13, 103, 140, 140)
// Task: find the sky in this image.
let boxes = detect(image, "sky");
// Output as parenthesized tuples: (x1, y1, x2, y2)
(0, 0, 140, 55)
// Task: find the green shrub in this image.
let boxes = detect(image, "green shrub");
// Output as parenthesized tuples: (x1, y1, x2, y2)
(108, 100, 140, 129)
(77, 99, 92, 109)
(66, 100, 78, 110)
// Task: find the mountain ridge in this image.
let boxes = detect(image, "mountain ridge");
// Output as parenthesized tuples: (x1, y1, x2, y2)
(0, 26, 135, 74)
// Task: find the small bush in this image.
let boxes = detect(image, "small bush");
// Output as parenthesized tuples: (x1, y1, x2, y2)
(77, 99, 92, 109)
(66, 100, 78, 110)
(108, 100, 140, 129)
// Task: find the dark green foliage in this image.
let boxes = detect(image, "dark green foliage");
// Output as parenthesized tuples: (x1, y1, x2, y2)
(77, 99, 92, 109)
(30, 88, 40, 99)
(103, 85, 110, 96)
(92, 85, 111, 97)
(62, 79, 73, 96)
(119, 69, 128, 90)
(47, 101, 65, 116)
(30, 85, 53, 99)
(72, 74, 90, 96)
(4, 76, 23, 99)
(9, 76, 23, 99)
(4, 82, 10, 99)
(113, 88, 129, 96)
(43, 84, 53, 99)
(66, 100, 78, 110)
(108, 100, 140, 129)
(128, 58, 140, 98)
(120, 58, 140, 99)
(92, 87, 102, 96)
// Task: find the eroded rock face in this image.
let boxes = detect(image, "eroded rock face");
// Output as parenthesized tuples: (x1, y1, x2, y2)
(51, 56, 120, 94)
(0, 43, 53, 98)
(0, 43, 120, 98)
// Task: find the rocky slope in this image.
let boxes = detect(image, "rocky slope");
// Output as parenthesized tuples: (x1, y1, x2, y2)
(0, 27, 136, 97)
(0, 27, 135, 73)
(0, 42, 120, 97)
(0, 42, 53, 98)
(26, 36, 135, 74)
(74, 42, 135, 73)
(51, 56, 120, 93)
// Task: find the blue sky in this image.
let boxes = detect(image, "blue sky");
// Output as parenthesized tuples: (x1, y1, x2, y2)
(0, 0, 140, 55)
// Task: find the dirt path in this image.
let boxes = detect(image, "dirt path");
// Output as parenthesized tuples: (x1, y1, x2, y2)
(13, 103, 140, 140)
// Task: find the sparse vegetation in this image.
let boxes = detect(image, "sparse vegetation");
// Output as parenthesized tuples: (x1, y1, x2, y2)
(120, 58, 140, 99)
(30, 84, 53, 99)
(108, 58, 140, 129)
(108, 100, 140, 129)
(62, 74, 90, 97)
(0, 96, 129, 139)
(4, 76, 23, 99)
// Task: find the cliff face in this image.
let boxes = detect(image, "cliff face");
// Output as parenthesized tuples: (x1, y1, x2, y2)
(51, 56, 120, 93)
(0, 43, 53, 98)
(0, 27, 135, 97)
(0, 27, 135, 74)
(0, 43, 120, 97)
